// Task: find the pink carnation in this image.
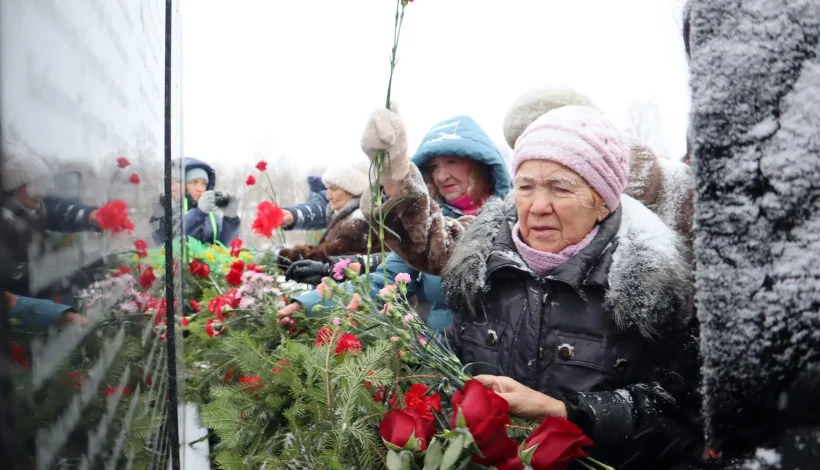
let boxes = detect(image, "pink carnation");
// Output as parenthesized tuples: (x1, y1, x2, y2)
(332, 258, 352, 280)
(395, 272, 412, 284)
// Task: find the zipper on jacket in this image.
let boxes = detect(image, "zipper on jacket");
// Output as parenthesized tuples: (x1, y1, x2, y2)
(536, 288, 549, 365)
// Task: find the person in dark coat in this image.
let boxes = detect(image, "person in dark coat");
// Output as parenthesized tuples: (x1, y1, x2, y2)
(278, 162, 372, 264)
(355, 104, 703, 468)
(282, 176, 328, 232)
(150, 157, 240, 246)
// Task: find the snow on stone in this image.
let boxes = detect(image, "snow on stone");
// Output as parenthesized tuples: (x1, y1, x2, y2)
(689, 0, 820, 448)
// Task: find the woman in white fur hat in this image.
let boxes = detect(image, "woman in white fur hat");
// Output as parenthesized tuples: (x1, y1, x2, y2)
(277, 161, 376, 267)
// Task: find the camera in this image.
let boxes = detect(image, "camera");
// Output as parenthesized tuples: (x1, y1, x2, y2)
(214, 191, 231, 208)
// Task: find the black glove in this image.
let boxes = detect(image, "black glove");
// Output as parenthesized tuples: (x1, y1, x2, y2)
(285, 260, 330, 285)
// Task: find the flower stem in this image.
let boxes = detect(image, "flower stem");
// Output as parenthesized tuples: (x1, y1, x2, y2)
(586, 457, 616, 470)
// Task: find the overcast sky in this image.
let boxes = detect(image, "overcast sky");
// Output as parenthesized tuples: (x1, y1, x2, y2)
(180, 0, 690, 172)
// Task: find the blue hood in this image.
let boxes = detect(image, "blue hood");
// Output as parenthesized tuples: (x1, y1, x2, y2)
(411, 116, 511, 198)
(184, 157, 217, 191)
(307, 176, 327, 194)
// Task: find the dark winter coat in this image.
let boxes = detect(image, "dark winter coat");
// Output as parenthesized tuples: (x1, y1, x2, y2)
(150, 157, 241, 246)
(277, 197, 371, 264)
(1, 195, 99, 297)
(686, 0, 820, 468)
(442, 195, 702, 469)
(282, 176, 328, 231)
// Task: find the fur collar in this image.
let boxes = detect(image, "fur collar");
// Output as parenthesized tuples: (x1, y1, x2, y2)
(326, 197, 361, 230)
(442, 194, 691, 339)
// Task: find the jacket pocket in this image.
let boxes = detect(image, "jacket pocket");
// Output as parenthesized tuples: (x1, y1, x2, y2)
(459, 321, 507, 376)
(547, 331, 641, 393)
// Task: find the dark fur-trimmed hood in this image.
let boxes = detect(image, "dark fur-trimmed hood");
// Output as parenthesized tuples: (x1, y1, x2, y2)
(442, 194, 692, 339)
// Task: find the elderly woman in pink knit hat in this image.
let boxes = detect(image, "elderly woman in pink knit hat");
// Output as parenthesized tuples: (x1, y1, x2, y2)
(359, 105, 702, 468)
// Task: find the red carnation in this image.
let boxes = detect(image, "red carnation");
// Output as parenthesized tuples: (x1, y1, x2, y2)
(314, 327, 363, 355)
(247, 263, 262, 273)
(520, 416, 593, 470)
(139, 266, 157, 289)
(391, 383, 442, 420)
(10, 344, 29, 368)
(96, 200, 135, 234)
(246, 175, 256, 186)
(272, 359, 290, 374)
(104, 385, 131, 398)
(226, 263, 244, 287)
(205, 318, 226, 337)
(189, 260, 210, 279)
(129, 173, 140, 184)
(114, 266, 131, 277)
(239, 375, 264, 396)
(116, 156, 130, 168)
(230, 239, 243, 257)
(66, 371, 86, 389)
(224, 369, 234, 383)
(255, 160, 267, 171)
(251, 201, 285, 238)
(189, 299, 201, 313)
(134, 239, 148, 258)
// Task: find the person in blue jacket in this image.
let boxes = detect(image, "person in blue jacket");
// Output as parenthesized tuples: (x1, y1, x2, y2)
(278, 115, 511, 331)
(282, 176, 328, 231)
(5, 292, 88, 331)
(150, 157, 240, 246)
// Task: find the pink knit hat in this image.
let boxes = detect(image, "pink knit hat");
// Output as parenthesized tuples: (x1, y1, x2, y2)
(512, 105, 630, 210)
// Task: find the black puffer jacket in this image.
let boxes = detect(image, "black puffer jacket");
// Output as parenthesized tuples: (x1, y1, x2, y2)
(442, 195, 703, 469)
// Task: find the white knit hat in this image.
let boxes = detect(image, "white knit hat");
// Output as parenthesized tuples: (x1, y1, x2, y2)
(503, 86, 600, 149)
(2, 137, 52, 195)
(322, 160, 370, 196)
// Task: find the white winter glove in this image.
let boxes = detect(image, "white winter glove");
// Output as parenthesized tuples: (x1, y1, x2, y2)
(360, 102, 410, 185)
(222, 193, 239, 218)
(197, 190, 216, 214)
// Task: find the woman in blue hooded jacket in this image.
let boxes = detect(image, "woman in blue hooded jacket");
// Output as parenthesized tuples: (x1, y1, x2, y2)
(150, 157, 241, 246)
(278, 115, 511, 331)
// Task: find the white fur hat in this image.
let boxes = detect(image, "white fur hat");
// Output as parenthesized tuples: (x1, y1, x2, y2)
(2, 137, 52, 195)
(322, 160, 370, 196)
(503, 87, 600, 149)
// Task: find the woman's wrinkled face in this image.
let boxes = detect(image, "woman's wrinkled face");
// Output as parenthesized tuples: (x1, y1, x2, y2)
(514, 160, 609, 253)
(428, 156, 472, 202)
(326, 185, 354, 212)
(186, 178, 207, 202)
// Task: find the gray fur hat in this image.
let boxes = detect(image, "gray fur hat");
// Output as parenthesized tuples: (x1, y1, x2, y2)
(502, 87, 600, 149)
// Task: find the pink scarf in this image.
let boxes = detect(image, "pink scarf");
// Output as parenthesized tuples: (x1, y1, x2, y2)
(511, 222, 600, 277)
(449, 193, 484, 216)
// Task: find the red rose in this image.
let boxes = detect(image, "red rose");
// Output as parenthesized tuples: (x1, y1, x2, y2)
(239, 375, 264, 395)
(230, 239, 243, 257)
(255, 160, 268, 171)
(96, 200, 135, 234)
(451, 379, 517, 463)
(206, 318, 226, 337)
(251, 201, 285, 238)
(379, 408, 435, 451)
(520, 416, 593, 470)
(116, 156, 130, 168)
(129, 173, 140, 184)
(189, 299, 201, 313)
(105, 385, 131, 398)
(391, 383, 442, 420)
(139, 266, 157, 289)
(246, 175, 256, 186)
(10, 344, 29, 368)
(134, 239, 148, 258)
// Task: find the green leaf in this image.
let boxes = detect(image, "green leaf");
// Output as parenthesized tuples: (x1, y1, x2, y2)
(423, 438, 443, 469)
(387, 449, 403, 470)
(440, 434, 464, 470)
(519, 442, 537, 465)
(455, 407, 467, 429)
